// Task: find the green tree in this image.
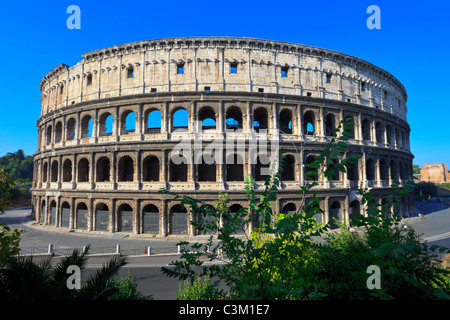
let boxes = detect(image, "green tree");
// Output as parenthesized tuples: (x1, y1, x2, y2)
(0, 246, 129, 300)
(161, 118, 450, 300)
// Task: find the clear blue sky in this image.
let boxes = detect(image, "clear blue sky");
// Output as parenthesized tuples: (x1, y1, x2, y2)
(0, 0, 448, 168)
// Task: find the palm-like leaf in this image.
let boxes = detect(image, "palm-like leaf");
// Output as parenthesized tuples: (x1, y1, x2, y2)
(75, 255, 128, 300)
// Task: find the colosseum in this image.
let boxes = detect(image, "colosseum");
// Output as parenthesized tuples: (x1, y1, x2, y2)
(31, 36, 415, 237)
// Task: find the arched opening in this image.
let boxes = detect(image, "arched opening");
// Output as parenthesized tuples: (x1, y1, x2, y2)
(386, 125, 394, 145)
(366, 158, 375, 181)
(118, 204, 133, 232)
(349, 200, 360, 226)
(226, 107, 243, 130)
(390, 160, 398, 181)
(62, 159, 72, 182)
(375, 122, 384, 144)
(169, 204, 188, 235)
(362, 119, 371, 141)
(50, 200, 57, 225)
(121, 110, 136, 134)
(55, 122, 62, 143)
(380, 159, 389, 181)
(146, 109, 161, 133)
(170, 154, 188, 182)
(255, 154, 270, 182)
(41, 200, 46, 223)
(226, 153, 244, 181)
(303, 111, 315, 135)
(325, 113, 335, 137)
(42, 162, 48, 182)
(66, 118, 76, 141)
(76, 202, 88, 230)
(225, 204, 245, 235)
(142, 204, 159, 234)
(172, 108, 189, 131)
(95, 203, 109, 231)
(61, 202, 70, 228)
(99, 113, 113, 136)
(96, 157, 111, 182)
(344, 116, 355, 139)
(118, 156, 134, 182)
(80, 115, 93, 138)
(51, 160, 58, 182)
(282, 203, 297, 215)
(143, 156, 160, 181)
(199, 204, 217, 235)
(305, 155, 318, 181)
(281, 155, 295, 181)
(329, 201, 341, 229)
(46, 125, 52, 145)
(199, 107, 216, 131)
(253, 108, 268, 132)
(346, 156, 359, 181)
(197, 154, 216, 182)
(77, 158, 90, 182)
(279, 109, 292, 134)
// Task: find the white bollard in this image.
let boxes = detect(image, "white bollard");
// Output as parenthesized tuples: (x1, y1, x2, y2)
(116, 244, 120, 254)
(48, 244, 53, 255)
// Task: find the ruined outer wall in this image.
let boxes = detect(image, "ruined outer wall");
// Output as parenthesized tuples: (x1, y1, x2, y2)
(421, 163, 450, 183)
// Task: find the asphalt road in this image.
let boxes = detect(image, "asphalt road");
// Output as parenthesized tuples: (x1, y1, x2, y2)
(1, 203, 450, 300)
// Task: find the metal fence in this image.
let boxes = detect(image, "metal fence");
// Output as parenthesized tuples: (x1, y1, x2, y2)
(18, 244, 184, 257)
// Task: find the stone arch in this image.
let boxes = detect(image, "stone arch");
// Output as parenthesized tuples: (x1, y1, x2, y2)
(77, 157, 90, 182)
(303, 110, 316, 135)
(329, 201, 341, 229)
(117, 203, 133, 232)
(66, 117, 76, 141)
(225, 106, 243, 130)
(362, 118, 371, 141)
(99, 112, 113, 136)
(118, 155, 134, 182)
(325, 113, 336, 137)
(169, 204, 188, 235)
(142, 203, 160, 234)
(145, 108, 162, 133)
(60, 201, 71, 228)
(375, 121, 384, 144)
(55, 121, 63, 143)
(226, 153, 244, 181)
(281, 154, 295, 181)
(80, 115, 93, 138)
(197, 152, 216, 182)
(349, 200, 360, 226)
(96, 156, 111, 182)
(279, 109, 292, 134)
(62, 159, 72, 182)
(75, 202, 88, 230)
(120, 109, 136, 134)
(51, 160, 58, 182)
(366, 158, 375, 181)
(305, 154, 318, 181)
(42, 161, 48, 182)
(142, 155, 160, 182)
(379, 158, 389, 181)
(198, 106, 216, 131)
(49, 200, 57, 225)
(95, 203, 109, 231)
(46, 124, 52, 145)
(282, 202, 297, 214)
(172, 107, 189, 131)
(170, 154, 188, 182)
(253, 107, 268, 132)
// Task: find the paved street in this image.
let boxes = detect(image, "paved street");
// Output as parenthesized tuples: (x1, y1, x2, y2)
(1, 202, 449, 300)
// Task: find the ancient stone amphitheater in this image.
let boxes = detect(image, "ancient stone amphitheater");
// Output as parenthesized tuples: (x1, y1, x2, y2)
(31, 37, 415, 237)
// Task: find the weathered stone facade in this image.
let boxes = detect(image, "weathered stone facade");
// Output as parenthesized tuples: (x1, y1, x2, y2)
(32, 37, 415, 237)
(421, 163, 450, 183)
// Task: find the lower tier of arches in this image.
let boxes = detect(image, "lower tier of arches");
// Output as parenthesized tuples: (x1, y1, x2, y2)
(31, 189, 416, 237)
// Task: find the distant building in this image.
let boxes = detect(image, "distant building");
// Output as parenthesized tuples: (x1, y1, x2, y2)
(420, 163, 450, 183)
